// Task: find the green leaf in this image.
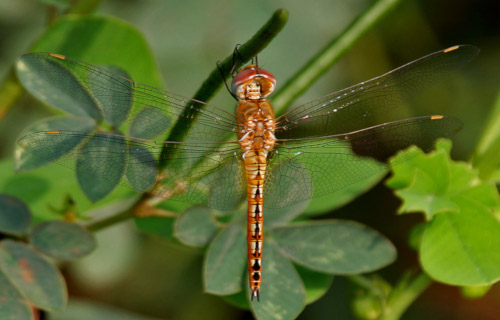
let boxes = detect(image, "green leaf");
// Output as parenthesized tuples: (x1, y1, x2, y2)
(0, 195, 32, 236)
(0, 268, 22, 299)
(0, 159, 132, 221)
(295, 264, 333, 304)
(272, 220, 396, 274)
(0, 298, 33, 320)
(174, 207, 218, 247)
(251, 241, 305, 320)
(387, 139, 490, 220)
(221, 290, 249, 310)
(203, 222, 246, 295)
(29, 221, 96, 261)
(460, 285, 491, 299)
(16, 116, 96, 172)
(420, 197, 500, 286)
(17, 54, 102, 119)
(76, 132, 127, 202)
(129, 106, 171, 140)
(396, 169, 460, 220)
(126, 145, 157, 192)
(30, 15, 163, 88)
(0, 240, 67, 311)
(91, 65, 133, 127)
(0, 268, 34, 320)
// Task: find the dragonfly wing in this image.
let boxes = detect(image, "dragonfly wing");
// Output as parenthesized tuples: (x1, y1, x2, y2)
(274, 45, 478, 139)
(19, 53, 239, 142)
(264, 116, 462, 208)
(18, 130, 245, 210)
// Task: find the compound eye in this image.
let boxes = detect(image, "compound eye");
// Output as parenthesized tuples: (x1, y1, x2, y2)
(231, 66, 277, 99)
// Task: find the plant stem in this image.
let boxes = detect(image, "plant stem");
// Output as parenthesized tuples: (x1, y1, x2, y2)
(380, 272, 432, 320)
(84, 194, 149, 232)
(272, 0, 402, 114)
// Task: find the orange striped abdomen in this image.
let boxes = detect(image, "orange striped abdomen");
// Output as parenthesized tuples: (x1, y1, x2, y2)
(244, 149, 267, 301)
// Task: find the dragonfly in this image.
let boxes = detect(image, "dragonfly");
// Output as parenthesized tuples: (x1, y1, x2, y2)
(17, 45, 478, 301)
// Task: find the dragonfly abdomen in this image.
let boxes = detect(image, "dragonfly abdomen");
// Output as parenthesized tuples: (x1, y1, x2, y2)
(244, 149, 266, 301)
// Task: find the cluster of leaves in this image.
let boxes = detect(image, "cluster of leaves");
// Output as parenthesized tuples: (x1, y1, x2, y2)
(0, 194, 96, 319)
(388, 139, 500, 287)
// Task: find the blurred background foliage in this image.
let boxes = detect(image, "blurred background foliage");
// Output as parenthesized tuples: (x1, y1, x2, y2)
(0, 0, 498, 319)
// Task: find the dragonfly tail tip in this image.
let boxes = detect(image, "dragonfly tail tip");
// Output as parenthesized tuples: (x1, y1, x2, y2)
(251, 288, 260, 302)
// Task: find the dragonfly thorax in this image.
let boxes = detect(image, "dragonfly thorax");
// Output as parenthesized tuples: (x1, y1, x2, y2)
(232, 64, 276, 100)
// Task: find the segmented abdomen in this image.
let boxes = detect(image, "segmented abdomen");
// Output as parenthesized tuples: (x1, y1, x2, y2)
(244, 149, 266, 300)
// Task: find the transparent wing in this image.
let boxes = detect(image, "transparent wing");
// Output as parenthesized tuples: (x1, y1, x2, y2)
(275, 45, 478, 139)
(18, 130, 246, 211)
(19, 53, 239, 142)
(264, 116, 462, 208)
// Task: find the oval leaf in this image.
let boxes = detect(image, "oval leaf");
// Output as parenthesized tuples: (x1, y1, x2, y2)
(76, 132, 127, 202)
(175, 207, 218, 247)
(30, 221, 96, 261)
(0, 268, 23, 299)
(420, 197, 500, 285)
(0, 298, 33, 320)
(0, 195, 31, 236)
(17, 54, 102, 120)
(126, 145, 157, 192)
(251, 241, 306, 320)
(30, 15, 163, 88)
(129, 106, 171, 140)
(272, 220, 396, 274)
(16, 116, 96, 172)
(203, 222, 246, 295)
(91, 65, 133, 127)
(0, 240, 67, 311)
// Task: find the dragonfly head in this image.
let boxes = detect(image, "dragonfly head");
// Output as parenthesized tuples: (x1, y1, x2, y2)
(232, 64, 276, 100)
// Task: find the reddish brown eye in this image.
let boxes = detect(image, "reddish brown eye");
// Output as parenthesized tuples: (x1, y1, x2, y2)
(232, 68, 257, 87)
(255, 68, 276, 86)
(231, 65, 277, 99)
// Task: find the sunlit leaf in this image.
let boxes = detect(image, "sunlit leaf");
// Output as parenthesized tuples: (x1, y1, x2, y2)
(420, 197, 500, 286)
(17, 55, 102, 120)
(30, 15, 163, 88)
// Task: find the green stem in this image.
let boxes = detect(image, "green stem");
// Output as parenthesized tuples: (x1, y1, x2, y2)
(84, 194, 149, 232)
(0, 69, 23, 121)
(380, 273, 432, 320)
(158, 9, 288, 170)
(272, 0, 402, 114)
